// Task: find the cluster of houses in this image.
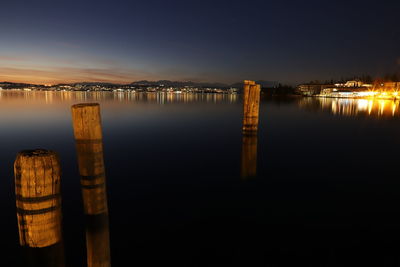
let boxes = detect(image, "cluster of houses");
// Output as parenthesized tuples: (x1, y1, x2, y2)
(298, 81, 400, 98)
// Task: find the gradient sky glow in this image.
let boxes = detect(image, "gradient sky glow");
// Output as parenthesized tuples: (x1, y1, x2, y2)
(1, 0, 400, 84)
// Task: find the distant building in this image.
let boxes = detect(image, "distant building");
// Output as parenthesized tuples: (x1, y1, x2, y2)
(372, 82, 400, 92)
(334, 81, 372, 88)
(297, 84, 334, 96)
(325, 88, 375, 98)
(298, 80, 378, 97)
(305, 80, 400, 98)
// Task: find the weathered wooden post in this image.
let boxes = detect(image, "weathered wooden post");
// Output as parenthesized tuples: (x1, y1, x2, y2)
(242, 80, 261, 133)
(15, 149, 65, 266)
(71, 103, 111, 267)
(241, 81, 261, 178)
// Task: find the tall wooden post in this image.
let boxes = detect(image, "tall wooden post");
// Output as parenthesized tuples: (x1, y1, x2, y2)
(241, 81, 261, 178)
(15, 149, 65, 266)
(71, 103, 111, 267)
(242, 80, 261, 133)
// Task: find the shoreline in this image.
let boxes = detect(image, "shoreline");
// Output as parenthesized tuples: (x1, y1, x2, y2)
(311, 95, 399, 101)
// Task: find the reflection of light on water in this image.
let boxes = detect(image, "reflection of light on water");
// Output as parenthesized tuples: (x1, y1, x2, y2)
(357, 99, 369, 111)
(331, 101, 337, 114)
(0, 90, 239, 105)
(378, 100, 386, 116)
(299, 97, 400, 117)
(229, 93, 238, 103)
(368, 100, 373, 115)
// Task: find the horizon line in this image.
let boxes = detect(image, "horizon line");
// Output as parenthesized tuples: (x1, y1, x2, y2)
(0, 79, 281, 86)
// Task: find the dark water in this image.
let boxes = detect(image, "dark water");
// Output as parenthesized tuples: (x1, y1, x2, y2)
(2, 91, 400, 266)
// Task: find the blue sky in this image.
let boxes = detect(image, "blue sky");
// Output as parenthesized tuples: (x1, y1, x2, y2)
(1, 0, 399, 84)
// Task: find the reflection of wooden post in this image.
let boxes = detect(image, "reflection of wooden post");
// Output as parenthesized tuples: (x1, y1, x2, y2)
(15, 149, 64, 266)
(85, 213, 111, 267)
(71, 103, 111, 267)
(241, 133, 258, 178)
(242, 80, 261, 133)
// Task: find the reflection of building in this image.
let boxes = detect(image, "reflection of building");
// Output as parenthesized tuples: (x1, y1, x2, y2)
(0, 90, 240, 105)
(298, 97, 400, 117)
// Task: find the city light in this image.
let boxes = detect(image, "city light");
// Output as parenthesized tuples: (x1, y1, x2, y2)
(299, 80, 400, 100)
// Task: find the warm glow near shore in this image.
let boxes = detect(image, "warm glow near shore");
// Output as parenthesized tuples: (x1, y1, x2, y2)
(319, 90, 400, 100)
(0, 67, 145, 85)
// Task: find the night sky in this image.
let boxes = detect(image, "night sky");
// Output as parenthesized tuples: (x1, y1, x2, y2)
(1, 0, 399, 84)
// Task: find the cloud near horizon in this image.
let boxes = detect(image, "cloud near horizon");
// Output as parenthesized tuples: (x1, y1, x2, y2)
(0, 53, 235, 84)
(0, 66, 159, 84)
(0, 51, 161, 84)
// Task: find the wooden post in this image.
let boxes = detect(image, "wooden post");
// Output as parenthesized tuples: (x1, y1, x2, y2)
(14, 149, 65, 266)
(241, 81, 260, 178)
(71, 103, 107, 215)
(84, 213, 111, 267)
(242, 81, 261, 133)
(71, 103, 111, 267)
(240, 133, 258, 178)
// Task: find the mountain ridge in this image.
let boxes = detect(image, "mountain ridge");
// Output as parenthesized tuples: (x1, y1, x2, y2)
(1, 80, 279, 88)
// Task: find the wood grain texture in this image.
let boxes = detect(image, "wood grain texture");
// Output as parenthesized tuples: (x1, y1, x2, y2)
(71, 103, 111, 267)
(14, 149, 62, 248)
(71, 103, 108, 215)
(242, 81, 261, 133)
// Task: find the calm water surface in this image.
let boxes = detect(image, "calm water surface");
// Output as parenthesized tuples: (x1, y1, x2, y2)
(2, 91, 400, 266)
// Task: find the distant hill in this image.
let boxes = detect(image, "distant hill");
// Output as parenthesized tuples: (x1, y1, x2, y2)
(230, 80, 279, 88)
(71, 82, 122, 87)
(130, 80, 279, 88)
(129, 80, 230, 88)
(0, 80, 280, 89)
(0, 82, 43, 88)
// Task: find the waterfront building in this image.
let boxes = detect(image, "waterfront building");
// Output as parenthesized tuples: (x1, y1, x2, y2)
(297, 84, 334, 96)
(334, 81, 371, 88)
(372, 82, 400, 92)
(297, 79, 400, 98)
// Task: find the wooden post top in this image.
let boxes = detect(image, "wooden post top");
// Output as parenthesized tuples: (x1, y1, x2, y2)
(71, 103, 103, 141)
(72, 103, 100, 109)
(15, 149, 61, 191)
(15, 149, 62, 248)
(244, 80, 256, 85)
(16, 149, 57, 158)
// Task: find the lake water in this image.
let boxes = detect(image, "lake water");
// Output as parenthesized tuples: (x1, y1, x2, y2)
(2, 91, 400, 266)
